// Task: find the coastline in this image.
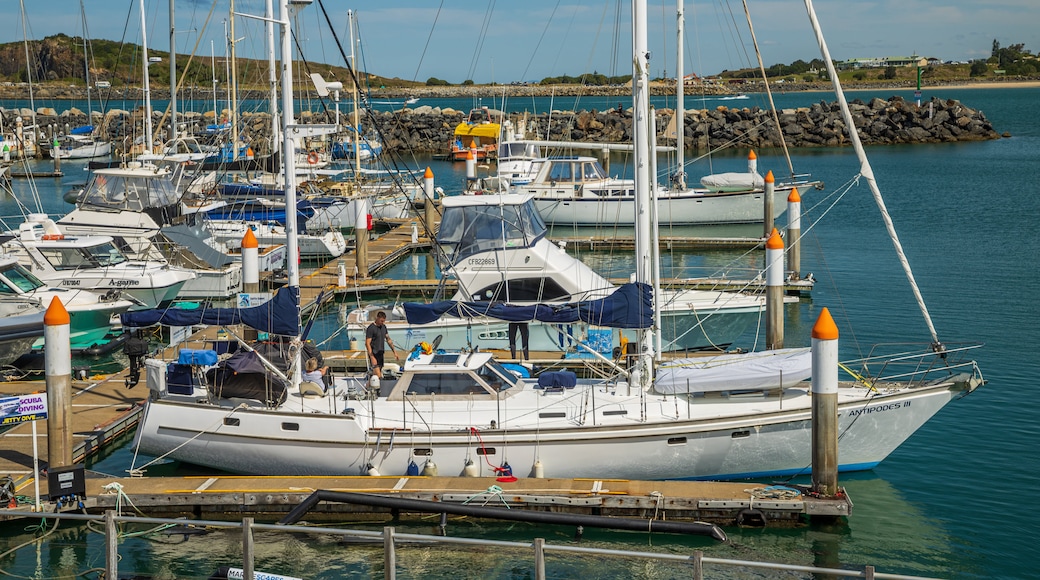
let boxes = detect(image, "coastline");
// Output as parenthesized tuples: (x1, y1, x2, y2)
(0, 78, 1036, 104)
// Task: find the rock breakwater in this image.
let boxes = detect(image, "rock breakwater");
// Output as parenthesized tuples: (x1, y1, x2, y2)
(2, 95, 1000, 156)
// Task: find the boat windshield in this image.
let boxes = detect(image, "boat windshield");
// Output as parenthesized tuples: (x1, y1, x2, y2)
(80, 173, 179, 212)
(581, 161, 607, 180)
(481, 360, 522, 390)
(0, 263, 46, 293)
(40, 241, 128, 270)
(437, 199, 547, 262)
(499, 142, 540, 158)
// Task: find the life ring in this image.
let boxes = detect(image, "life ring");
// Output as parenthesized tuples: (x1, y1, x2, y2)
(307, 151, 319, 165)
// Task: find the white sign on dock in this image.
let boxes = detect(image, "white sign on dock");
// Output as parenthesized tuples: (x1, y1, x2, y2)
(237, 292, 272, 308)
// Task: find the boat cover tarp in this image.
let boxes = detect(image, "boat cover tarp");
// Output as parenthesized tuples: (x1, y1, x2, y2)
(205, 350, 288, 404)
(699, 172, 764, 192)
(120, 286, 300, 336)
(70, 125, 94, 136)
(402, 282, 652, 329)
(654, 347, 812, 394)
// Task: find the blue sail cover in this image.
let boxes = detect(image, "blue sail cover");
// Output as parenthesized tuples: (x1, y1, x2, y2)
(120, 286, 300, 336)
(403, 282, 653, 329)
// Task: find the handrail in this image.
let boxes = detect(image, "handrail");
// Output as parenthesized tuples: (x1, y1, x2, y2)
(4, 510, 941, 580)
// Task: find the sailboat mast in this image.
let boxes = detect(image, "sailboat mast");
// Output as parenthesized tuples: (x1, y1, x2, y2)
(349, 10, 361, 174)
(139, 0, 154, 152)
(632, 0, 655, 388)
(210, 40, 218, 122)
(278, 0, 301, 386)
(266, 0, 280, 157)
(80, 1, 92, 125)
(229, 0, 240, 161)
(168, 0, 177, 141)
(802, 0, 941, 347)
(19, 0, 38, 134)
(674, 0, 686, 189)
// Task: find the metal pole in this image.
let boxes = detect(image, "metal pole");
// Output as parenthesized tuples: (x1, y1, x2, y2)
(692, 550, 703, 580)
(242, 516, 255, 580)
(44, 297, 72, 468)
(169, 0, 177, 141)
(139, 0, 154, 152)
(383, 526, 396, 580)
(534, 537, 546, 580)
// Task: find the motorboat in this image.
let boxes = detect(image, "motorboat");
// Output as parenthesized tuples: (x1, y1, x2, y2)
(508, 154, 822, 227)
(346, 193, 765, 354)
(450, 107, 499, 162)
(56, 165, 244, 299)
(4, 214, 195, 310)
(0, 256, 132, 352)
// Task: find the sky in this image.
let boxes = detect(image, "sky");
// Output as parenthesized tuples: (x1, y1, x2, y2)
(3, 0, 1038, 84)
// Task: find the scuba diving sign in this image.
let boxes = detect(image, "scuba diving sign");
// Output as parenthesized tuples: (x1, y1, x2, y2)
(0, 394, 48, 425)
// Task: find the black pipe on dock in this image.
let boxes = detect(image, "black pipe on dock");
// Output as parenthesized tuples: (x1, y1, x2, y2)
(278, 490, 728, 541)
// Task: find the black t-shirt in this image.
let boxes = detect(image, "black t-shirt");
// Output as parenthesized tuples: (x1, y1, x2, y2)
(366, 323, 390, 353)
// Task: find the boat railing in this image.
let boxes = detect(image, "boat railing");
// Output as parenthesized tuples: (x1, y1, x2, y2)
(6, 510, 940, 580)
(842, 341, 984, 388)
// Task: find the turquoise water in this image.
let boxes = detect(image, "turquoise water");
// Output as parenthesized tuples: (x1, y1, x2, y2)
(1, 87, 1037, 578)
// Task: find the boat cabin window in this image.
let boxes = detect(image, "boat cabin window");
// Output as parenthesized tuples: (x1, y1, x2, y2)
(40, 242, 128, 270)
(81, 174, 179, 212)
(468, 277, 570, 302)
(482, 360, 522, 390)
(582, 162, 606, 180)
(407, 372, 493, 396)
(548, 162, 574, 182)
(437, 200, 547, 262)
(0, 264, 45, 293)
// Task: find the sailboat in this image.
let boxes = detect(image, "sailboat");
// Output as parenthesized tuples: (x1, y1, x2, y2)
(125, 0, 983, 481)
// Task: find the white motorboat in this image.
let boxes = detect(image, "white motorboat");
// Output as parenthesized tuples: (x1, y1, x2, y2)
(0, 296, 45, 366)
(0, 256, 132, 352)
(347, 193, 764, 353)
(4, 214, 195, 310)
(509, 155, 821, 227)
(56, 165, 244, 299)
(50, 132, 113, 160)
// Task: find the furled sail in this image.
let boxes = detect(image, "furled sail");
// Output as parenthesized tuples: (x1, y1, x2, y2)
(121, 286, 300, 337)
(403, 282, 653, 329)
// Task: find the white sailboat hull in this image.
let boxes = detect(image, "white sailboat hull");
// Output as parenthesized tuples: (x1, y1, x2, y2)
(133, 376, 963, 480)
(532, 185, 800, 226)
(51, 140, 113, 160)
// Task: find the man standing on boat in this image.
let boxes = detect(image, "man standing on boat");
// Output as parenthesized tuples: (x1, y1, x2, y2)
(366, 311, 398, 379)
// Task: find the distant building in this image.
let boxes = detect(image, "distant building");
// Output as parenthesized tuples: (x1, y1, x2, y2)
(837, 55, 925, 70)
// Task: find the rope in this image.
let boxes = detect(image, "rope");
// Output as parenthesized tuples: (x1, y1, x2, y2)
(745, 485, 802, 500)
(462, 485, 510, 509)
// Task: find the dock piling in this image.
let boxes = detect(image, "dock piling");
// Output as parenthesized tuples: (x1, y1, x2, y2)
(44, 297, 72, 469)
(764, 170, 775, 237)
(811, 307, 839, 497)
(383, 526, 396, 580)
(787, 188, 802, 279)
(766, 228, 784, 350)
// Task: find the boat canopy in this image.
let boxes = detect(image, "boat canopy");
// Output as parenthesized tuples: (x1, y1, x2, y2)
(437, 196, 546, 262)
(79, 169, 179, 212)
(402, 282, 652, 329)
(121, 286, 300, 336)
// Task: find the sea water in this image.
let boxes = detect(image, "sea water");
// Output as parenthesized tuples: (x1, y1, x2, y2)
(0, 86, 1036, 578)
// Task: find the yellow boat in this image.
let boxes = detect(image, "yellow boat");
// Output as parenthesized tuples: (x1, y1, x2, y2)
(451, 107, 500, 161)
